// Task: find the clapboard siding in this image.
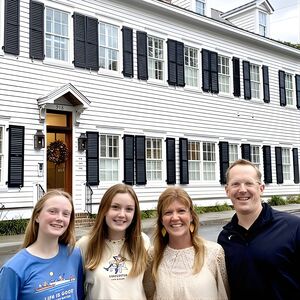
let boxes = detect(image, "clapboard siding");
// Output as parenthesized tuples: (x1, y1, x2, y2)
(227, 10, 256, 33)
(0, 0, 299, 218)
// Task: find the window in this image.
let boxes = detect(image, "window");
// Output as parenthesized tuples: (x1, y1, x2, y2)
(100, 134, 119, 181)
(195, 0, 206, 15)
(0, 126, 3, 185)
(99, 22, 119, 71)
(148, 36, 164, 80)
(251, 145, 260, 169)
(285, 73, 294, 105)
(259, 11, 267, 36)
(146, 138, 162, 181)
(218, 55, 230, 94)
(45, 8, 69, 61)
(250, 63, 260, 99)
(229, 144, 239, 165)
(203, 142, 216, 180)
(282, 148, 291, 181)
(188, 141, 201, 180)
(185, 46, 199, 87)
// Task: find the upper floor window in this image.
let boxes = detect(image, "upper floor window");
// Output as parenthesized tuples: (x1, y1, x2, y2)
(0, 126, 3, 185)
(218, 55, 230, 94)
(285, 73, 294, 105)
(195, 0, 206, 16)
(146, 138, 163, 181)
(282, 148, 291, 181)
(229, 144, 239, 165)
(100, 134, 119, 181)
(188, 141, 201, 180)
(251, 145, 260, 169)
(45, 8, 69, 61)
(148, 36, 164, 80)
(203, 142, 216, 181)
(185, 46, 199, 87)
(259, 11, 267, 36)
(250, 63, 260, 99)
(99, 22, 119, 71)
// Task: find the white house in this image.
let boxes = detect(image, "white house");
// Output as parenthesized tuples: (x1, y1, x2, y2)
(0, 0, 300, 220)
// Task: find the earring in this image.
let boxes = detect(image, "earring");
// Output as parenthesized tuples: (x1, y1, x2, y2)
(189, 223, 195, 233)
(161, 227, 167, 237)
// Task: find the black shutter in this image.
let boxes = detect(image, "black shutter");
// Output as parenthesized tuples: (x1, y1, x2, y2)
(167, 39, 177, 86)
(86, 132, 99, 185)
(275, 146, 283, 184)
(135, 135, 146, 185)
(123, 135, 134, 185)
(4, 0, 20, 55)
(29, 1, 44, 60)
(73, 13, 86, 68)
(241, 144, 251, 161)
(278, 70, 286, 106)
(295, 74, 300, 109)
(176, 41, 185, 87)
(262, 65, 270, 103)
(137, 31, 148, 80)
(243, 61, 251, 100)
(179, 138, 189, 184)
(219, 141, 229, 185)
(202, 49, 210, 92)
(122, 26, 133, 78)
(263, 145, 272, 184)
(232, 57, 241, 97)
(292, 148, 299, 184)
(86, 16, 99, 71)
(8, 125, 24, 188)
(166, 138, 176, 184)
(210, 51, 219, 94)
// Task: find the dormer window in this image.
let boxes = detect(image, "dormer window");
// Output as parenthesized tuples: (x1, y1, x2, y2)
(195, 0, 206, 16)
(259, 11, 267, 36)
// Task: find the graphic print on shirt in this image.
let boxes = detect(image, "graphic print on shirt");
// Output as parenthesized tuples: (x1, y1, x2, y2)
(104, 254, 128, 279)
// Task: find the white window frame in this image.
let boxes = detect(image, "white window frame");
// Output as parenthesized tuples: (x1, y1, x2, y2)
(250, 63, 261, 99)
(146, 137, 163, 182)
(202, 141, 216, 181)
(188, 141, 201, 181)
(99, 20, 120, 74)
(0, 125, 4, 186)
(184, 45, 199, 88)
(229, 144, 239, 165)
(251, 145, 261, 170)
(258, 11, 267, 36)
(0, 0, 4, 56)
(44, 6, 71, 65)
(100, 134, 120, 182)
(285, 73, 294, 106)
(282, 147, 292, 181)
(218, 55, 230, 95)
(195, 0, 206, 16)
(0, 119, 8, 189)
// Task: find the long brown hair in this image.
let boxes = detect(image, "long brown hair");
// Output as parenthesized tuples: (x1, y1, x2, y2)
(22, 190, 76, 250)
(85, 183, 148, 276)
(152, 187, 205, 280)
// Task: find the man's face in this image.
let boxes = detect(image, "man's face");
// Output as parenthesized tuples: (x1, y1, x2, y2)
(225, 164, 265, 215)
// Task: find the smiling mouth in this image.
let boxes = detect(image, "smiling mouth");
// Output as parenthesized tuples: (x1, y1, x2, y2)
(51, 224, 64, 229)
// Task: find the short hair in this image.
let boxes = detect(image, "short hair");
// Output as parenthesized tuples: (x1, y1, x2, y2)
(225, 159, 262, 184)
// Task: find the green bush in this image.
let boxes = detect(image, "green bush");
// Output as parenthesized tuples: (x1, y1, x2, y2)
(286, 195, 300, 204)
(0, 218, 29, 236)
(268, 195, 286, 206)
(141, 209, 157, 220)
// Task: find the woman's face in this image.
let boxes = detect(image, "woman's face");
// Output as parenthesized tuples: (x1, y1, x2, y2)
(162, 200, 193, 240)
(105, 192, 135, 240)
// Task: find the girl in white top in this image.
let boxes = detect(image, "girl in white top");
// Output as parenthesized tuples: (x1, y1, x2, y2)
(77, 184, 150, 300)
(143, 187, 229, 300)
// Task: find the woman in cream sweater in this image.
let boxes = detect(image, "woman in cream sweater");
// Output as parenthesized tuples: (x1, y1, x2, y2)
(143, 187, 229, 300)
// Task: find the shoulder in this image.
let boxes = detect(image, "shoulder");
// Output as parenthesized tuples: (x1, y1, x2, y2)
(1, 249, 31, 275)
(272, 208, 300, 226)
(204, 240, 224, 257)
(75, 235, 90, 256)
(142, 232, 151, 250)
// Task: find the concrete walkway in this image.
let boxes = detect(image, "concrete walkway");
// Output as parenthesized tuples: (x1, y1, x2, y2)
(1, 203, 300, 256)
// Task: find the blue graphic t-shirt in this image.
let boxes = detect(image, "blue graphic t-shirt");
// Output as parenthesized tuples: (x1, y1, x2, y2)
(0, 244, 84, 300)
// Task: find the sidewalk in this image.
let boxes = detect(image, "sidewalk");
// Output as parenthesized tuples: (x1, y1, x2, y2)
(1, 203, 300, 256)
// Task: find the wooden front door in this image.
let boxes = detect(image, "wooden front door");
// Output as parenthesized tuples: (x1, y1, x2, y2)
(46, 111, 72, 195)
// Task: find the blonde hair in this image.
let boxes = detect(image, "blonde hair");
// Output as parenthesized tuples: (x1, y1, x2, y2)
(152, 187, 205, 280)
(22, 190, 76, 250)
(85, 183, 148, 276)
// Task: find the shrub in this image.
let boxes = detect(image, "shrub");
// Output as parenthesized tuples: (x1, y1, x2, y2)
(141, 209, 157, 220)
(268, 195, 286, 206)
(287, 195, 300, 204)
(0, 218, 29, 235)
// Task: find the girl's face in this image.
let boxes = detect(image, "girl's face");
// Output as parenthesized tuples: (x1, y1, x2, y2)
(36, 196, 72, 239)
(105, 193, 135, 240)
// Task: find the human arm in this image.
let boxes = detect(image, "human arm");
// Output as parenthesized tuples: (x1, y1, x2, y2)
(215, 245, 230, 300)
(142, 247, 155, 300)
(0, 267, 20, 300)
